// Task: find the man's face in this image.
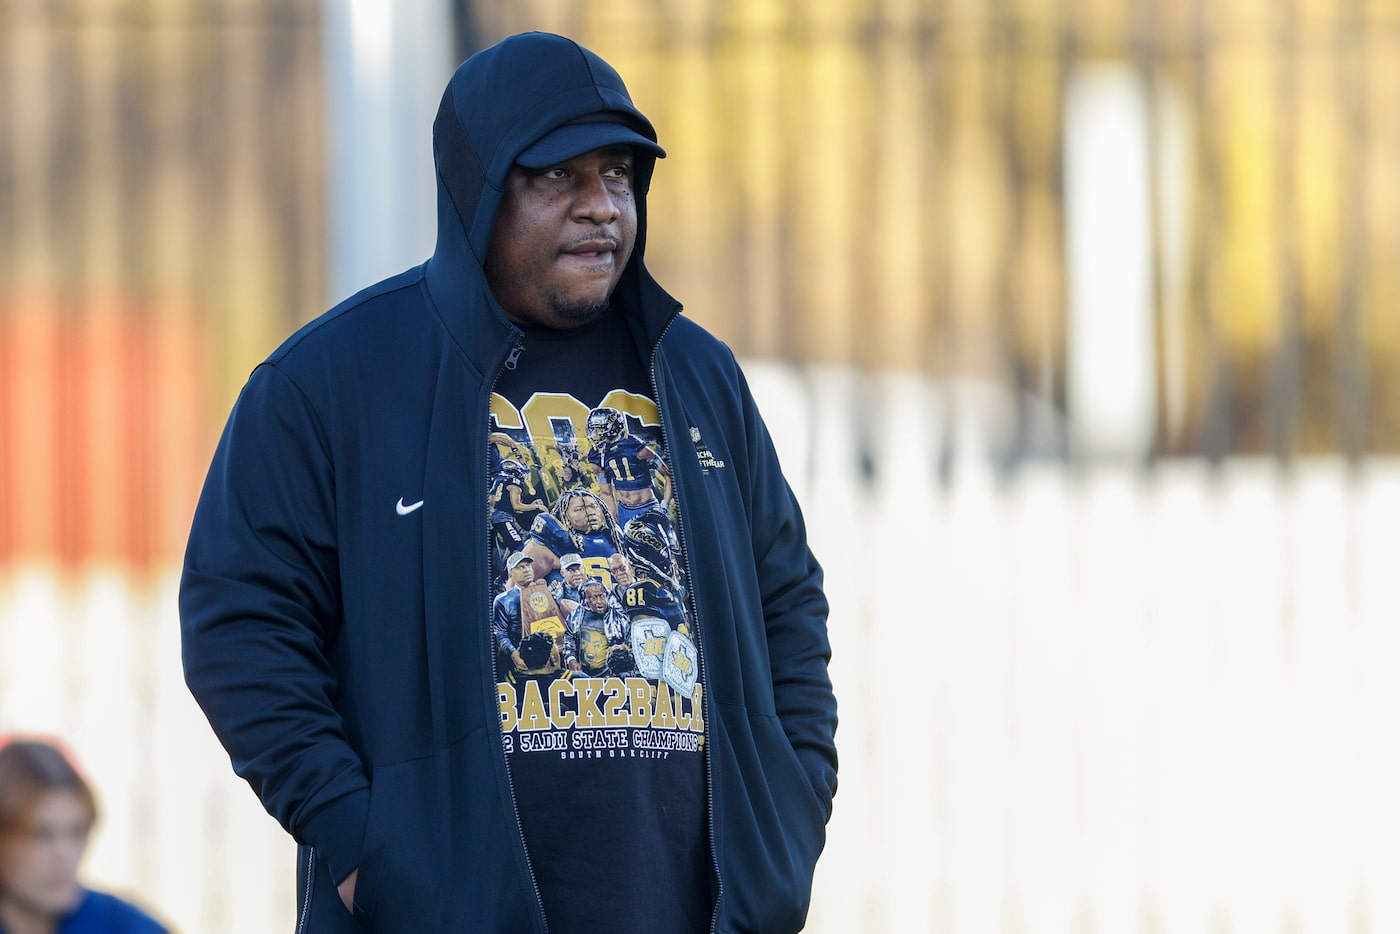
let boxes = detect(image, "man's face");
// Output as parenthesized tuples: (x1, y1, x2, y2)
(565, 495, 605, 533)
(485, 145, 638, 330)
(510, 560, 535, 586)
(0, 791, 90, 919)
(563, 563, 586, 587)
(609, 553, 634, 586)
(584, 584, 610, 615)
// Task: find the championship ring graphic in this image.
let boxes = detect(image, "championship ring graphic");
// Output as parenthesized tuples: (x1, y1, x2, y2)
(662, 630, 699, 695)
(630, 617, 671, 680)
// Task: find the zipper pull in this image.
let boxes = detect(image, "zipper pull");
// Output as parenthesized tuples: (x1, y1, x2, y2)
(503, 344, 523, 371)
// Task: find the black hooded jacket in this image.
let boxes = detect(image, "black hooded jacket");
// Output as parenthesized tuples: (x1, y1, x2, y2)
(181, 32, 837, 933)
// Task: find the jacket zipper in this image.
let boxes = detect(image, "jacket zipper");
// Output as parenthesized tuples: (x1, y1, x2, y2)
(488, 337, 550, 933)
(648, 312, 723, 934)
(296, 847, 315, 934)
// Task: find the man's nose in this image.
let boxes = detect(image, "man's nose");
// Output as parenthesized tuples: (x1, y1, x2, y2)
(573, 173, 620, 223)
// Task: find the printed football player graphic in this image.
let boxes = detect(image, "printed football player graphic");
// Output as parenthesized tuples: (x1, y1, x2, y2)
(522, 487, 621, 581)
(493, 552, 566, 672)
(564, 578, 636, 677)
(546, 416, 585, 489)
(509, 631, 568, 683)
(487, 431, 548, 574)
(489, 455, 546, 572)
(618, 511, 698, 697)
(503, 632, 575, 728)
(550, 553, 590, 617)
(607, 552, 635, 610)
(489, 430, 547, 508)
(585, 406, 672, 527)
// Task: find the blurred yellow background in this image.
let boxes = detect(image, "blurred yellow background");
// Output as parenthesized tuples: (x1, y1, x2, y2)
(2, 1, 1399, 931)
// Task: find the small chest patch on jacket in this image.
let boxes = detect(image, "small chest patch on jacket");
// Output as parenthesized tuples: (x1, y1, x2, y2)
(689, 426, 725, 473)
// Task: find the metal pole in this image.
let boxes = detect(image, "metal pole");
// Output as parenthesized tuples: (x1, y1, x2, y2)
(321, 0, 454, 304)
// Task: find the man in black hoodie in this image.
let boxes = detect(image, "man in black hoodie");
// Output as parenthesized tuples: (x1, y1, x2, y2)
(182, 31, 836, 933)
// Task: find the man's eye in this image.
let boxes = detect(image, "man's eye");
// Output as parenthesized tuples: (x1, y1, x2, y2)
(542, 167, 568, 180)
(604, 165, 630, 179)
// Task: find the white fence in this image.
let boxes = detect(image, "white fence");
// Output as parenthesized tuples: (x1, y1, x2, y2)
(3, 365, 1398, 933)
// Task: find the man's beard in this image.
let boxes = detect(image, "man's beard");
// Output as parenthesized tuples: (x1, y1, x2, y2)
(549, 295, 610, 327)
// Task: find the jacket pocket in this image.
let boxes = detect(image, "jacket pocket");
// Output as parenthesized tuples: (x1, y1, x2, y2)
(299, 843, 364, 934)
(768, 713, 829, 827)
(714, 706, 828, 933)
(348, 758, 440, 931)
(349, 774, 387, 928)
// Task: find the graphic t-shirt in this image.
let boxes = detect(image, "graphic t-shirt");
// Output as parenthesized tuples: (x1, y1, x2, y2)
(489, 311, 711, 934)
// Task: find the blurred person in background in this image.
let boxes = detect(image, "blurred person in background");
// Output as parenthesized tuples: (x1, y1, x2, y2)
(0, 738, 166, 934)
(181, 31, 835, 933)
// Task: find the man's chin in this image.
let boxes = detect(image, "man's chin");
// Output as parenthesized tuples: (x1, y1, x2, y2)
(549, 297, 611, 328)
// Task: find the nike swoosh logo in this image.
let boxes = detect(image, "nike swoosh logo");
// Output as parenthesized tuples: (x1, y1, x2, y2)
(396, 497, 424, 516)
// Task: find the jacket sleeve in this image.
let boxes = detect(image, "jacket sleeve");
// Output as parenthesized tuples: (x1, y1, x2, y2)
(180, 362, 368, 884)
(738, 368, 839, 817)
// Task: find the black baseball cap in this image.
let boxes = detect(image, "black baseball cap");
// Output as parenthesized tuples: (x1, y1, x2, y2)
(516, 113, 665, 169)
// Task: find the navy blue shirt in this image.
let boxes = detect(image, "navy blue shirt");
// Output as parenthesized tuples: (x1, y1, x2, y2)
(0, 888, 167, 934)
